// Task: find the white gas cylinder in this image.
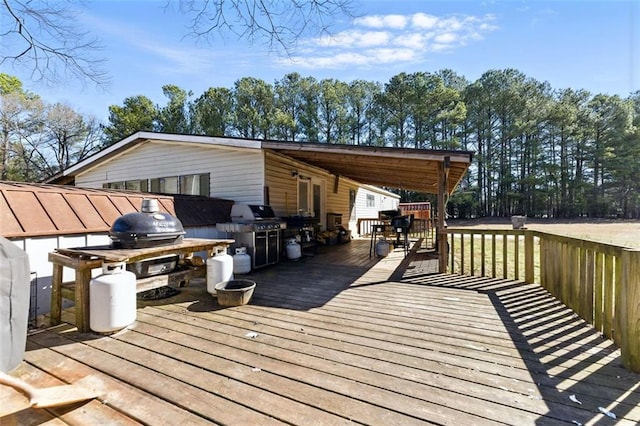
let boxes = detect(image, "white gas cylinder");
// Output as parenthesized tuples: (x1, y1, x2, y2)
(90, 262, 137, 333)
(233, 247, 252, 274)
(207, 246, 234, 295)
(286, 238, 302, 260)
(375, 239, 390, 257)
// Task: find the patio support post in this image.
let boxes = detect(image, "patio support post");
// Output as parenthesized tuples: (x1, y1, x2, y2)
(437, 159, 449, 273)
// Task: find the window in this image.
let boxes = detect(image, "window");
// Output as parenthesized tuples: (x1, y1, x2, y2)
(151, 177, 179, 194)
(179, 174, 210, 196)
(105, 173, 210, 196)
(366, 194, 375, 207)
(349, 189, 356, 220)
(298, 179, 309, 214)
(125, 180, 147, 192)
(105, 181, 125, 190)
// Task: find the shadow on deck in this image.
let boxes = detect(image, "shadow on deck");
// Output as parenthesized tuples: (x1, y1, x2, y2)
(399, 242, 639, 425)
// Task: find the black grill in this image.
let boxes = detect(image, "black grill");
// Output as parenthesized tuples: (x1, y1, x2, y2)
(109, 199, 185, 249)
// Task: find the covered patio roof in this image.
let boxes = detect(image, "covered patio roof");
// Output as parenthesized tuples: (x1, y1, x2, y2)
(262, 140, 473, 195)
(51, 132, 473, 196)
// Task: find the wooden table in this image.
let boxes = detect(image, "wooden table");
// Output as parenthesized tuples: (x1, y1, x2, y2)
(48, 238, 234, 332)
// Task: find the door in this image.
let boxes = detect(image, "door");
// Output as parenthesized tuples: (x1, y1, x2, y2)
(298, 177, 326, 229)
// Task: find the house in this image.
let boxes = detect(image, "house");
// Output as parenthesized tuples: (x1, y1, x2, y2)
(53, 131, 471, 237)
(5, 132, 471, 318)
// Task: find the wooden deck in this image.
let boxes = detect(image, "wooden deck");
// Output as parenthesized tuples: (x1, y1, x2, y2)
(2, 239, 639, 425)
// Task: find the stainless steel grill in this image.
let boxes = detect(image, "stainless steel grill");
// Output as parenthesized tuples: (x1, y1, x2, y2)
(216, 204, 286, 270)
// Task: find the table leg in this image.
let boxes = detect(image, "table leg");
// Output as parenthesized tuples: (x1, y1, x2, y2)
(369, 229, 377, 257)
(75, 269, 92, 333)
(50, 264, 63, 326)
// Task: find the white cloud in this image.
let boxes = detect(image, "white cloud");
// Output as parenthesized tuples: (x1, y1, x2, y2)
(394, 33, 427, 49)
(434, 32, 459, 44)
(318, 30, 391, 48)
(355, 14, 408, 29)
(281, 47, 419, 69)
(411, 13, 440, 29)
(288, 12, 498, 71)
(438, 17, 464, 32)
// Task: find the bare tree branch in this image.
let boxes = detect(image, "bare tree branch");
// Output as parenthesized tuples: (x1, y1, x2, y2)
(176, 0, 359, 54)
(0, 0, 110, 87)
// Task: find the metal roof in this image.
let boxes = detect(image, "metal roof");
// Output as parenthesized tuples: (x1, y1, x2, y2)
(1, 182, 236, 239)
(50, 132, 474, 195)
(0, 182, 177, 239)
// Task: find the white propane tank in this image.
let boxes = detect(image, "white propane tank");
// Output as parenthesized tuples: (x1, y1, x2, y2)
(286, 238, 302, 260)
(375, 239, 390, 257)
(207, 246, 234, 295)
(233, 247, 252, 274)
(90, 262, 137, 333)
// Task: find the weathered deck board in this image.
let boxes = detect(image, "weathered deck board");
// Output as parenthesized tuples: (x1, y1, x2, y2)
(2, 239, 639, 425)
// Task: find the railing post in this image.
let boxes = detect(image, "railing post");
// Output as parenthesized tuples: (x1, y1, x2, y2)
(524, 231, 534, 283)
(617, 249, 640, 373)
(438, 229, 448, 273)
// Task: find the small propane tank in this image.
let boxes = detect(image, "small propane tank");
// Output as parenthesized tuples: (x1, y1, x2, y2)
(286, 238, 302, 260)
(375, 238, 390, 257)
(90, 262, 137, 333)
(233, 247, 252, 274)
(207, 246, 234, 295)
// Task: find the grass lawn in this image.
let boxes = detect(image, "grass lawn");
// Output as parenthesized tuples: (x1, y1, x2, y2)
(441, 218, 640, 282)
(447, 218, 640, 249)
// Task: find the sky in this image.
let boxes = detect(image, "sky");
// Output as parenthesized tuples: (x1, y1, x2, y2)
(3, 0, 639, 122)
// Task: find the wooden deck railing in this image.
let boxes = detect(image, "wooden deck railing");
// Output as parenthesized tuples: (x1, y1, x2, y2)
(441, 228, 640, 373)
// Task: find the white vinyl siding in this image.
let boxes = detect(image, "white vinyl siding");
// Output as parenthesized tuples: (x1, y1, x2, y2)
(354, 186, 400, 220)
(76, 142, 266, 204)
(10, 233, 111, 319)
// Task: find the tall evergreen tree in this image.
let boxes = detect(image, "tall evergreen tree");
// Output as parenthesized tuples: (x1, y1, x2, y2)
(103, 95, 157, 145)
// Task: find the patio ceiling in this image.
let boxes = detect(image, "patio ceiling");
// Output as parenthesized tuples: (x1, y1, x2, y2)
(262, 141, 473, 195)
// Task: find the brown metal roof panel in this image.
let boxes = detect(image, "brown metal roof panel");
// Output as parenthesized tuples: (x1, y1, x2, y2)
(88, 194, 128, 226)
(157, 198, 176, 215)
(64, 193, 110, 230)
(37, 192, 86, 232)
(0, 193, 24, 237)
(109, 195, 140, 215)
(3, 190, 56, 235)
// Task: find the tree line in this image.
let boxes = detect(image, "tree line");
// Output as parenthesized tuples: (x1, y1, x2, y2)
(2, 70, 639, 218)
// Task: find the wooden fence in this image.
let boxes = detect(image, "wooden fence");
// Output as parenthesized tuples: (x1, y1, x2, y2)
(441, 228, 640, 373)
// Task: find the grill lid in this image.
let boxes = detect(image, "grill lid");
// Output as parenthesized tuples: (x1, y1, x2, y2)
(110, 199, 185, 248)
(230, 204, 276, 222)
